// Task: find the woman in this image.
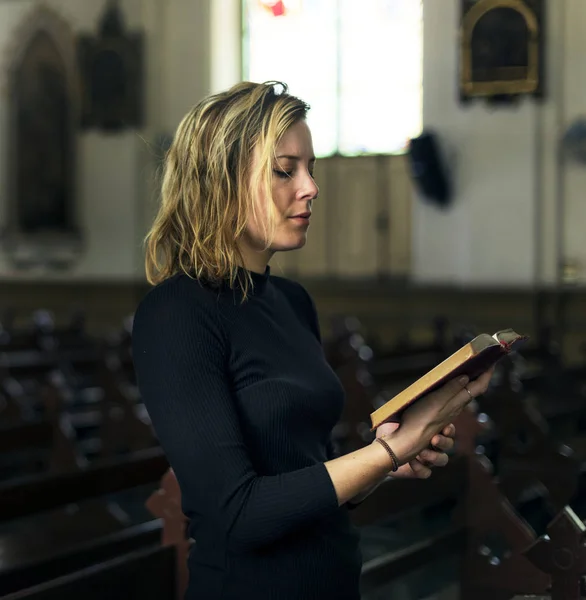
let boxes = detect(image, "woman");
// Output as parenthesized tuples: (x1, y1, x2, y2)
(132, 81, 493, 600)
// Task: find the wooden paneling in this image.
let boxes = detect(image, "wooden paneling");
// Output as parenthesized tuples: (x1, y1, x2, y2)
(386, 154, 412, 277)
(287, 154, 413, 279)
(331, 156, 379, 277)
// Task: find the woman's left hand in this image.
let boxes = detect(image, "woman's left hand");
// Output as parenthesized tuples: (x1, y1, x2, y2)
(375, 421, 456, 479)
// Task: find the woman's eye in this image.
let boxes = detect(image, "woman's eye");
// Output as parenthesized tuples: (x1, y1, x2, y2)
(273, 169, 292, 179)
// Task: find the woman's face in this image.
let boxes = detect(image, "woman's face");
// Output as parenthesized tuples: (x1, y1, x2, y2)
(241, 120, 319, 269)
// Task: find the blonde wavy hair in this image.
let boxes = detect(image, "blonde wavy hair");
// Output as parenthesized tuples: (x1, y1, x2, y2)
(144, 81, 310, 295)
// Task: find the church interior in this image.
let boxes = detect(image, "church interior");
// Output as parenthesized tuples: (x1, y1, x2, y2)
(2, 0, 586, 598)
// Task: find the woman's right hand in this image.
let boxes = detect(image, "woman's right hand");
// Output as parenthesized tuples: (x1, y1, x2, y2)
(388, 367, 495, 465)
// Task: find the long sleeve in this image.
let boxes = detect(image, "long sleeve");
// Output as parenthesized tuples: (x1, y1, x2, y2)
(131, 279, 340, 554)
(286, 280, 368, 510)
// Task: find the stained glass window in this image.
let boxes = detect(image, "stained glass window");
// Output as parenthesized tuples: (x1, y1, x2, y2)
(242, 0, 423, 157)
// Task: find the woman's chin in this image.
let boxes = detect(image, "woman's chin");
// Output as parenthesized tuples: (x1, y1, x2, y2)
(271, 233, 308, 252)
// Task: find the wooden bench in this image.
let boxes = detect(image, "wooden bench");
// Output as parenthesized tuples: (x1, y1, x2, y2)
(322, 316, 586, 598)
(2, 543, 177, 600)
(7, 311, 586, 600)
(0, 447, 168, 595)
(144, 443, 586, 600)
(0, 317, 166, 595)
(0, 354, 156, 470)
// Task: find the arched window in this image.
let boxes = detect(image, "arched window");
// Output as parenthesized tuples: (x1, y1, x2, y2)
(3, 5, 81, 268)
(242, 0, 423, 157)
(14, 31, 73, 233)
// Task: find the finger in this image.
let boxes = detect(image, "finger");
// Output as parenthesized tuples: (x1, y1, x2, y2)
(442, 374, 470, 398)
(418, 449, 449, 467)
(467, 365, 496, 397)
(450, 367, 496, 410)
(409, 459, 432, 479)
(442, 423, 456, 438)
(430, 425, 455, 449)
(430, 434, 455, 452)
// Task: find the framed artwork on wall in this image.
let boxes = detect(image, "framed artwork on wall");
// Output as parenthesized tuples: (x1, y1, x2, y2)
(77, 0, 144, 131)
(2, 5, 83, 271)
(459, 0, 545, 103)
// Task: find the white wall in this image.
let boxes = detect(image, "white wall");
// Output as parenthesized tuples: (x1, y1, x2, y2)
(0, 0, 147, 280)
(4, 0, 584, 286)
(0, 0, 215, 281)
(0, 0, 409, 283)
(560, 1, 586, 286)
(158, 0, 212, 134)
(414, 0, 586, 288)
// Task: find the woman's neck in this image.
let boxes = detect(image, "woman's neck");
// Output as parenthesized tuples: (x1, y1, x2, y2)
(238, 245, 273, 275)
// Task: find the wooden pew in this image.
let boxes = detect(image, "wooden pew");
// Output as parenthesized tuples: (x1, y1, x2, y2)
(522, 505, 586, 600)
(0, 353, 156, 471)
(8, 310, 584, 600)
(0, 315, 170, 596)
(0, 447, 168, 595)
(93, 360, 156, 459)
(0, 379, 86, 480)
(459, 460, 586, 600)
(120, 314, 586, 600)
(333, 317, 586, 506)
(354, 459, 467, 597)
(0, 447, 167, 521)
(453, 400, 586, 600)
(472, 360, 584, 514)
(454, 409, 550, 600)
(146, 469, 191, 599)
(2, 543, 177, 600)
(327, 316, 451, 403)
(359, 393, 586, 599)
(143, 460, 468, 600)
(327, 319, 586, 599)
(0, 309, 93, 354)
(144, 448, 586, 600)
(327, 320, 441, 456)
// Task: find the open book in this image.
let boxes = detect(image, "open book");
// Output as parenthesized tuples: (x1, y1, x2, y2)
(369, 329, 528, 430)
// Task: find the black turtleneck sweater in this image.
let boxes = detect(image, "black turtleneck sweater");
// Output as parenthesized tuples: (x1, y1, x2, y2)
(131, 267, 362, 600)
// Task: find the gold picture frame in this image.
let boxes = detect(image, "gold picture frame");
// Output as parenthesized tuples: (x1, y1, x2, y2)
(460, 0, 543, 100)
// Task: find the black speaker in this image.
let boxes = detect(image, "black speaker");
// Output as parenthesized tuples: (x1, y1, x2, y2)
(408, 131, 452, 208)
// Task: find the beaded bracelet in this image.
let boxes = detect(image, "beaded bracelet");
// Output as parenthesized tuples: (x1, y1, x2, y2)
(375, 437, 399, 472)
